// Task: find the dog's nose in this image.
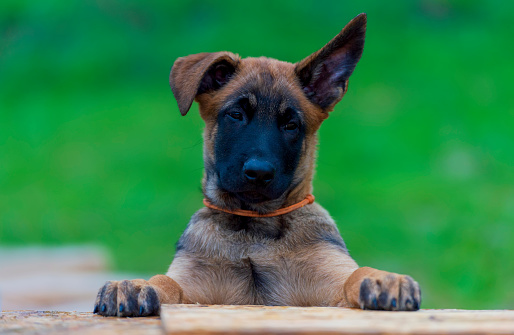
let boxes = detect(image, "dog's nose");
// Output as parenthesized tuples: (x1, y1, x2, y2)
(243, 159, 275, 185)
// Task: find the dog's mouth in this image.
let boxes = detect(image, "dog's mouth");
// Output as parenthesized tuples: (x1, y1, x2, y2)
(234, 191, 271, 204)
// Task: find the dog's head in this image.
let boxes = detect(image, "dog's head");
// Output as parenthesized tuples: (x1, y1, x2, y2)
(170, 14, 366, 213)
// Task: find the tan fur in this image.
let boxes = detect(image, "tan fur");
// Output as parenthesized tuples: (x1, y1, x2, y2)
(170, 52, 240, 116)
(167, 203, 358, 306)
(342, 267, 421, 310)
(94, 13, 421, 317)
(147, 275, 185, 304)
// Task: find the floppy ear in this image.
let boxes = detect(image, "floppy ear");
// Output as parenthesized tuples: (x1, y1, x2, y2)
(170, 52, 240, 116)
(295, 13, 366, 112)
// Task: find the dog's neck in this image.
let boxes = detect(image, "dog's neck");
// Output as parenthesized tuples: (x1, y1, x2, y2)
(201, 140, 316, 215)
(201, 173, 313, 214)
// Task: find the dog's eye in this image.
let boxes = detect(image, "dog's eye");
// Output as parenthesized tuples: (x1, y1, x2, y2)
(228, 111, 243, 121)
(284, 122, 298, 131)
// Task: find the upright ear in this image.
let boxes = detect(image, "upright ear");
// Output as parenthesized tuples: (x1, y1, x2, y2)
(170, 52, 240, 116)
(295, 13, 367, 112)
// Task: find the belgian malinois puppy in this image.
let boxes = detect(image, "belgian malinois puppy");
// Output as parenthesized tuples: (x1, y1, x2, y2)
(94, 13, 421, 317)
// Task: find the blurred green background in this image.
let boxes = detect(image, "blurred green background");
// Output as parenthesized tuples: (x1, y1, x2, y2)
(1, 0, 513, 309)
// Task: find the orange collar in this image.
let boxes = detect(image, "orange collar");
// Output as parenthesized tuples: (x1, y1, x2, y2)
(203, 194, 315, 218)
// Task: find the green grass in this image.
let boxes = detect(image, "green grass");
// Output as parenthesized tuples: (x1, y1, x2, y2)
(1, 0, 513, 309)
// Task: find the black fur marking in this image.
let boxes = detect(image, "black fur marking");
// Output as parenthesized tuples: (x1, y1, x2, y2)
(413, 299, 419, 310)
(222, 215, 288, 240)
(320, 234, 348, 253)
(119, 280, 138, 317)
(143, 286, 160, 316)
(247, 257, 268, 293)
(175, 239, 185, 253)
(214, 83, 306, 206)
(275, 216, 289, 240)
(359, 278, 371, 308)
(226, 215, 250, 232)
(94, 282, 108, 313)
(378, 292, 388, 310)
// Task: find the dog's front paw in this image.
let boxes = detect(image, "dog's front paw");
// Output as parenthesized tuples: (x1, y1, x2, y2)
(94, 279, 160, 317)
(359, 273, 421, 311)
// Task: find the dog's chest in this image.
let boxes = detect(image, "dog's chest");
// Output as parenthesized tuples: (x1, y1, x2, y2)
(172, 213, 337, 306)
(210, 237, 328, 306)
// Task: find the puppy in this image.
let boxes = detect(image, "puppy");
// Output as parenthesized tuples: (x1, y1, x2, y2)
(94, 13, 421, 317)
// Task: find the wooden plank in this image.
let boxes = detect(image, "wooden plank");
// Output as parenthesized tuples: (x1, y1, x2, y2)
(3, 307, 514, 335)
(0, 310, 162, 335)
(161, 305, 514, 335)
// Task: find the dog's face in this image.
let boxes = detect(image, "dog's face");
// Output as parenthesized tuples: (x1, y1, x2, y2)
(170, 14, 366, 211)
(213, 72, 306, 204)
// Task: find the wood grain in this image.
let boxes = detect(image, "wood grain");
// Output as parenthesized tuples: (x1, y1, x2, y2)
(2, 306, 514, 335)
(0, 310, 162, 335)
(161, 304, 514, 335)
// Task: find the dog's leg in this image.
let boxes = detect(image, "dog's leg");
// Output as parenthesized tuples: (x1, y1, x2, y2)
(94, 274, 185, 317)
(341, 267, 421, 311)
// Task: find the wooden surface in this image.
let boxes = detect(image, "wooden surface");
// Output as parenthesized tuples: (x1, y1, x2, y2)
(2, 306, 514, 335)
(161, 305, 514, 335)
(0, 310, 162, 335)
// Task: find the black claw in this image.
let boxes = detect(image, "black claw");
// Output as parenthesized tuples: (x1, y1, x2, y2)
(93, 305, 98, 314)
(119, 304, 124, 313)
(102, 304, 106, 313)
(140, 306, 144, 316)
(372, 297, 378, 309)
(391, 298, 397, 308)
